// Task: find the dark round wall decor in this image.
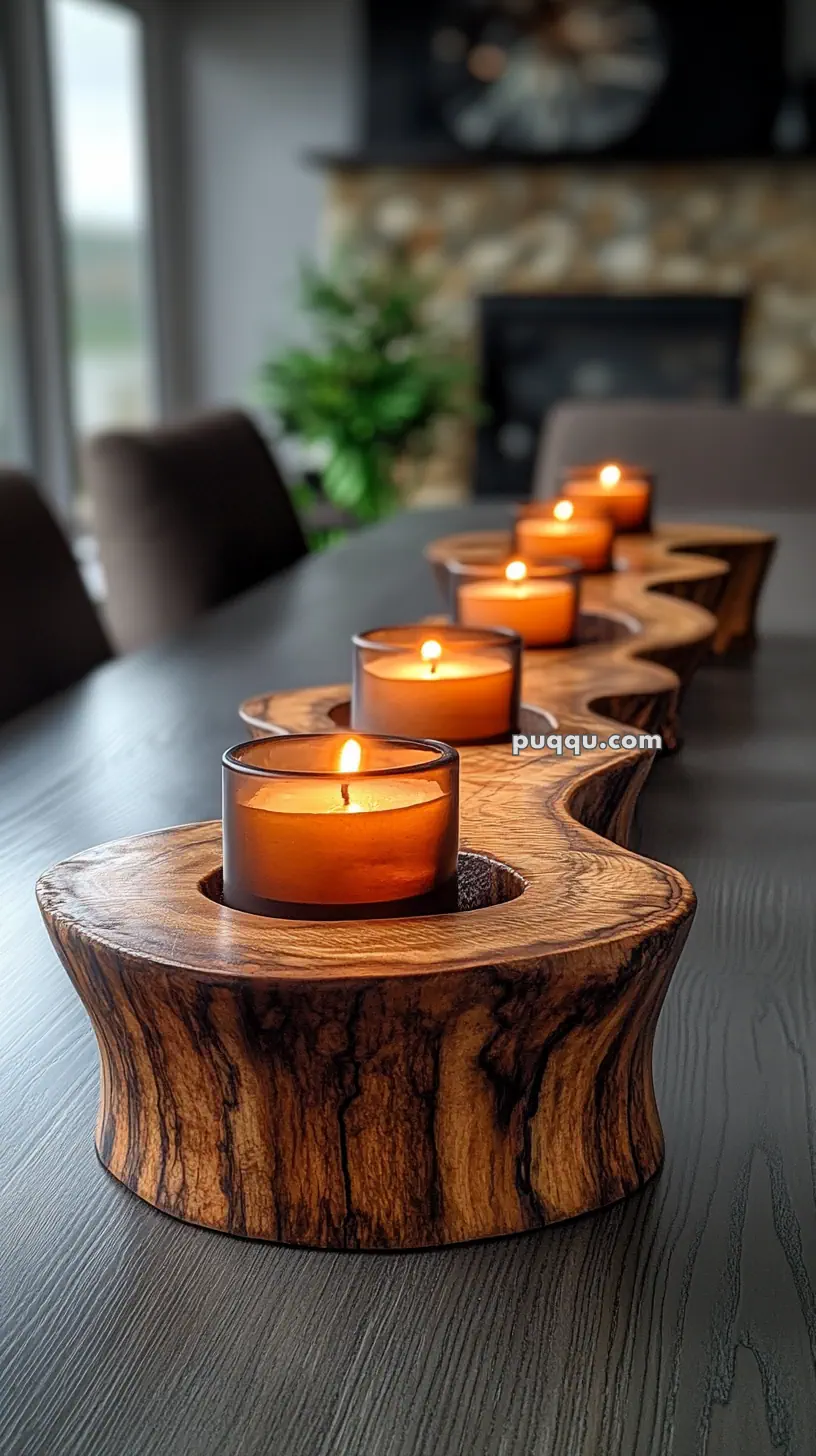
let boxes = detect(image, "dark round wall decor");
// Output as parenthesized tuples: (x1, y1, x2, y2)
(430, 0, 669, 153)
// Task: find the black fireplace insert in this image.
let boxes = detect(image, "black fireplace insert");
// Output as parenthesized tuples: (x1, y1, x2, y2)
(475, 292, 746, 497)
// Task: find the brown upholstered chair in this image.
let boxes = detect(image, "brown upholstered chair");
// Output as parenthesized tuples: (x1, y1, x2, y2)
(86, 409, 309, 652)
(533, 401, 816, 510)
(0, 469, 111, 725)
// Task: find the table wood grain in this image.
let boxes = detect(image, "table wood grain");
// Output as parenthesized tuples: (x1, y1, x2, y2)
(2, 504, 816, 1455)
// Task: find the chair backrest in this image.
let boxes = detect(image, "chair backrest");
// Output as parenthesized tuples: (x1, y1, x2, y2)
(86, 409, 308, 651)
(533, 402, 816, 510)
(0, 469, 111, 725)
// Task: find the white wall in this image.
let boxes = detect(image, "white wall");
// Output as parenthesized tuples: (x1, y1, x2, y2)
(171, 0, 360, 407)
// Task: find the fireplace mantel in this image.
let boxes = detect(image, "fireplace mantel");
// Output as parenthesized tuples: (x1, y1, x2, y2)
(310, 151, 814, 172)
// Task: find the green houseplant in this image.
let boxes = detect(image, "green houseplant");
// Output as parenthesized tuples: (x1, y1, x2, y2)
(258, 252, 477, 526)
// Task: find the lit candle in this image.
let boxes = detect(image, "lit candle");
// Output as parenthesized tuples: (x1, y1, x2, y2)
(560, 462, 653, 533)
(352, 626, 520, 744)
(222, 733, 459, 915)
(515, 498, 615, 573)
(454, 558, 579, 647)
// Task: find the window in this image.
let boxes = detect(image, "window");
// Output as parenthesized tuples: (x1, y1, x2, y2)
(0, 68, 27, 466)
(47, 0, 156, 516)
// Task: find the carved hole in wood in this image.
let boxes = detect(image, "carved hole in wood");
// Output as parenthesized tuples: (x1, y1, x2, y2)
(327, 701, 350, 727)
(199, 850, 528, 916)
(293, 699, 560, 739)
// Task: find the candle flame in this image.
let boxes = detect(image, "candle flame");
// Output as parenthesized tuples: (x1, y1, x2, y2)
(599, 464, 621, 487)
(553, 500, 574, 522)
(338, 737, 361, 775)
(420, 639, 443, 664)
(505, 559, 527, 583)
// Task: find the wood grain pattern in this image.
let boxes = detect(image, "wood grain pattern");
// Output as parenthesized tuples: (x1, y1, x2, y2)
(2, 506, 813, 1453)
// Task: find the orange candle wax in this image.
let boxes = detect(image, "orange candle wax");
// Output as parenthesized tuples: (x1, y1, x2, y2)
(457, 560, 578, 646)
(359, 641, 514, 743)
(515, 499, 614, 573)
(561, 463, 652, 532)
(222, 736, 458, 912)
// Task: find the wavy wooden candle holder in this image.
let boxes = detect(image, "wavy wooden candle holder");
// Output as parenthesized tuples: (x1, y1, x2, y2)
(36, 524, 774, 1252)
(244, 524, 775, 755)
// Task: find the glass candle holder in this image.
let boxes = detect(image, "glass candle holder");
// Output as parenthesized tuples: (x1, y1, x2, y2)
(559, 461, 654, 533)
(514, 498, 615, 573)
(352, 625, 521, 745)
(450, 556, 581, 648)
(223, 733, 459, 918)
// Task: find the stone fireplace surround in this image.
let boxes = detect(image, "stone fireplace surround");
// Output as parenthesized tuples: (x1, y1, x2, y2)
(322, 161, 816, 502)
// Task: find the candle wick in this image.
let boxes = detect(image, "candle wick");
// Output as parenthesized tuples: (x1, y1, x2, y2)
(428, 661, 437, 676)
(341, 781, 350, 807)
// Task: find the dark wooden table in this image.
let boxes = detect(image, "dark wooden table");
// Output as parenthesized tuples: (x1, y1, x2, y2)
(2, 504, 815, 1456)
